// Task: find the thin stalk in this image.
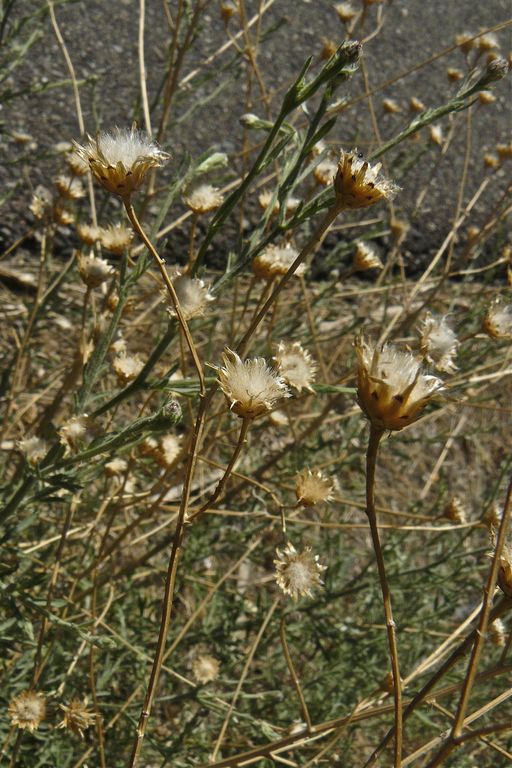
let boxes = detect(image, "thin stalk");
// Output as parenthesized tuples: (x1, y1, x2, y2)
(280, 613, 312, 730)
(365, 423, 402, 767)
(124, 199, 205, 396)
(191, 417, 250, 520)
(127, 391, 209, 767)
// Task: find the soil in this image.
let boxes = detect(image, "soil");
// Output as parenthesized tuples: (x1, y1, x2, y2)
(1, 0, 510, 272)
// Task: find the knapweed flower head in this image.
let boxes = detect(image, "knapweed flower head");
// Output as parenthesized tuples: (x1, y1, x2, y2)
(313, 157, 338, 186)
(489, 530, 512, 598)
(55, 175, 85, 200)
(355, 336, 444, 431)
(58, 414, 96, 453)
(192, 654, 220, 684)
(73, 126, 169, 197)
(274, 541, 326, 601)
(58, 698, 96, 738)
(156, 433, 182, 468)
(112, 354, 144, 384)
(76, 251, 115, 289)
(418, 313, 459, 373)
(334, 148, 399, 209)
(273, 341, 317, 393)
(99, 223, 133, 255)
(166, 273, 214, 321)
(105, 457, 128, 477)
(217, 348, 290, 419)
(489, 618, 506, 647)
(18, 436, 47, 466)
(483, 301, 512, 339)
(252, 244, 304, 280)
(335, 2, 357, 23)
(295, 468, 334, 507)
(443, 495, 467, 524)
(77, 222, 102, 246)
(184, 183, 223, 214)
(354, 241, 383, 271)
(8, 691, 46, 732)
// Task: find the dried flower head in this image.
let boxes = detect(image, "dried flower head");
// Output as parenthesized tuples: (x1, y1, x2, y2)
(105, 457, 128, 477)
(355, 336, 444, 431)
(59, 414, 96, 453)
(455, 32, 475, 54)
(483, 301, 512, 339)
(252, 244, 304, 280)
(478, 32, 500, 52)
(274, 541, 326, 601)
(354, 241, 383, 271)
(217, 349, 290, 419)
(409, 96, 426, 112)
(483, 153, 500, 169)
(30, 186, 53, 221)
(166, 273, 214, 321)
(321, 38, 338, 60)
(443, 496, 467, 524)
(55, 175, 85, 200)
(430, 125, 443, 146)
(313, 158, 338, 186)
(58, 698, 96, 738)
(99, 223, 133, 255)
(382, 98, 401, 114)
(113, 354, 144, 385)
(335, 2, 357, 22)
(418, 313, 459, 373)
(334, 149, 398, 209)
(156, 434, 182, 468)
(192, 654, 220, 684)
(496, 142, 512, 160)
(54, 204, 75, 226)
(73, 127, 169, 197)
(220, 0, 236, 23)
(184, 183, 224, 214)
(273, 341, 317, 393)
(76, 222, 102, 246)
(479, 90, 496, 105)
(18, 436, 47, 466)
(8, 691, 46, 732)
(295, 468, 334, 507)
(489, 618, 506, 646)
(77, 252, 115, 289)
(490, 531, 512, 598)
(446, 67, 464, 81)
(66, 150, 89, 176)
(258, 189, 280, 214)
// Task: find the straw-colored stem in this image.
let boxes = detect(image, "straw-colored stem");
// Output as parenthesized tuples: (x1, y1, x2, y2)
(191, 417, 250, 520)
(365, 423, 402, 767)
(124, 199, 205, 395)
(280, 613, 312, 730)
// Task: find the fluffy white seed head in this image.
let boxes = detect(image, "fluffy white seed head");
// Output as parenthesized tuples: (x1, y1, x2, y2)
(73, 127, 169, 197)
(418, 313, 459, 373)
(184, 184, 223, 214)
(217, 348, 290, 419)
(483, 302, 512, 339)
(166, 273, 214, 321)
(274, 541, 327, 600)
(355, 336, 444, 431)
(273, 341, 317, 393)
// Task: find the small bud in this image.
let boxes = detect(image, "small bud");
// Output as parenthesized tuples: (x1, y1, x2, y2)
(382, 98, 401, 114)
(409, 96, 426, 112)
